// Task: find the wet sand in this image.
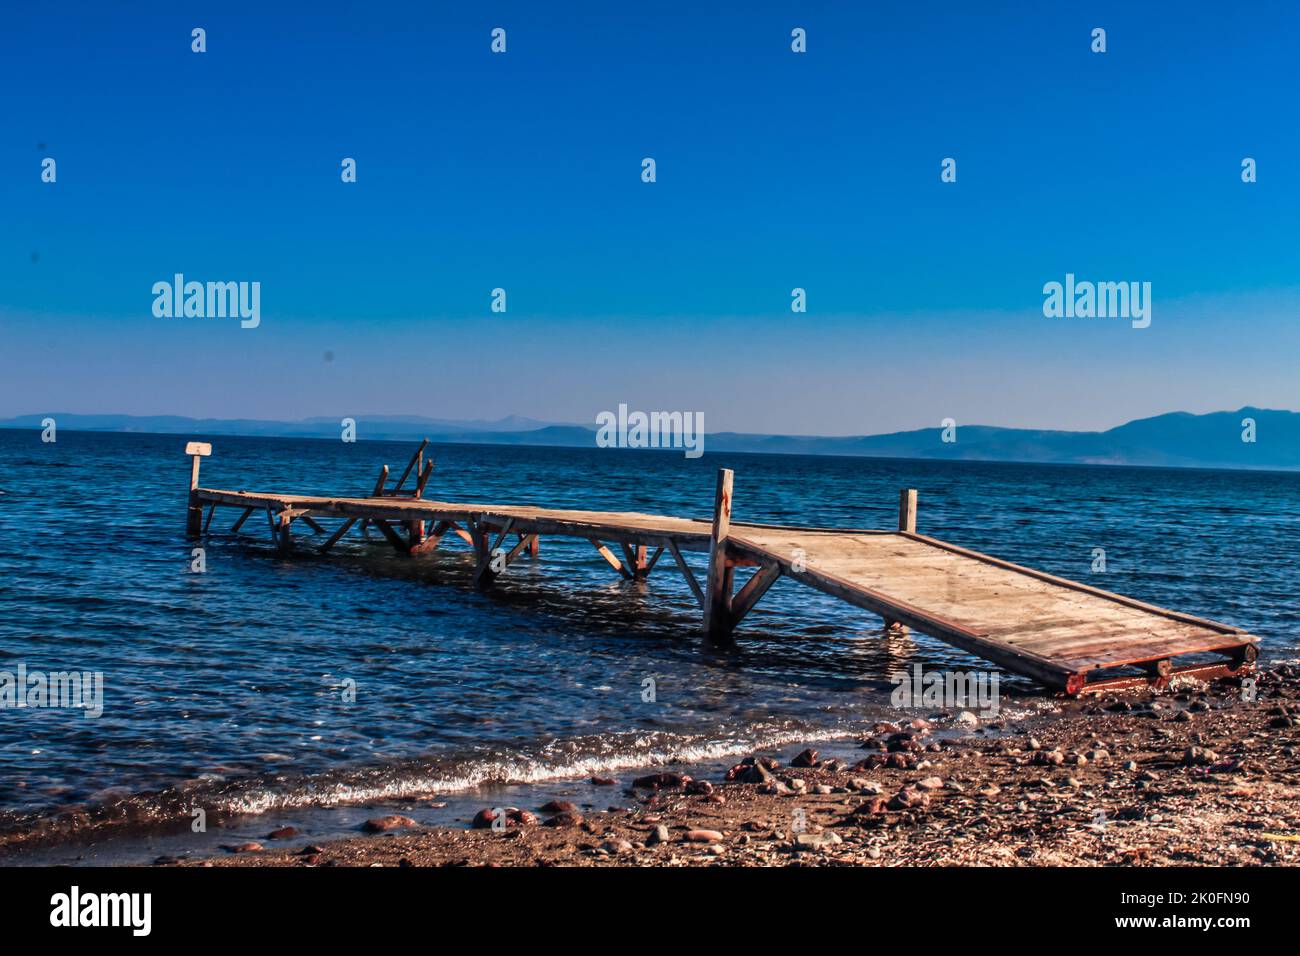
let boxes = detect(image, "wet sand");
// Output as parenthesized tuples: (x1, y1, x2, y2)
(174, 666, 1300, 868)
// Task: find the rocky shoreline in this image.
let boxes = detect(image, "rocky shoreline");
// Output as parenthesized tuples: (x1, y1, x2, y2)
(175, 666, 1300, 867)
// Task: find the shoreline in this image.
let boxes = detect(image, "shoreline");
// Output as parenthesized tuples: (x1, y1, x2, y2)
(167, 666, 1300, 868)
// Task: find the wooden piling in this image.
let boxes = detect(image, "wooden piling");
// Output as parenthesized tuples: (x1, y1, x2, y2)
(703, 468, 735, 641)
(185, 442, 211, 537)
(898, 488, 918, 534)
(886, 490, 919, 631)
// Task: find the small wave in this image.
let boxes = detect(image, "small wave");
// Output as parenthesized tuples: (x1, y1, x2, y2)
(0, 724, 858, 852)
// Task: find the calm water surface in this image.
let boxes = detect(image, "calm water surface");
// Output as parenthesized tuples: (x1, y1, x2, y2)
(0, 430, 1296, 854)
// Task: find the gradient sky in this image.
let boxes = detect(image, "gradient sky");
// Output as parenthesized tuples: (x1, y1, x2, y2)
(3, 1, 1299, 435)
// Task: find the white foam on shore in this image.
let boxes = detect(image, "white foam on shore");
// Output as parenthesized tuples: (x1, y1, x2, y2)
(208, 728, 861, 817)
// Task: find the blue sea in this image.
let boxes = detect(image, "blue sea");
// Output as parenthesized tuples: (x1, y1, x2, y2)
(0, 429, 1296, 862)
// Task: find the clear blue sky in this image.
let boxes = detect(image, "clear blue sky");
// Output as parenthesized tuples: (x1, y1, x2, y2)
(3, 1, 1299, 434)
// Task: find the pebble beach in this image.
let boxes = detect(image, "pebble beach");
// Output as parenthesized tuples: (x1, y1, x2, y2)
(175, 665, 1300, 868)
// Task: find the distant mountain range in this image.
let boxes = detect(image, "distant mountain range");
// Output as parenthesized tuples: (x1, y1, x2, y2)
(2, 408, 1297, 471)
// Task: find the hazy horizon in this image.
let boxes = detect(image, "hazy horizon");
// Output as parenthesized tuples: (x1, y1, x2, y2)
(1, 401, 1294, 440)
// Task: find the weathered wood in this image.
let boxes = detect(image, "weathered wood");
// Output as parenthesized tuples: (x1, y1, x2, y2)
(186, 450, 205, 537)
(186, 447, 1259, 695)
(230, 506, 255, 533)
(464, 515, 489, 570)
(300, 514, 325, 534)
(185, 441, 212, 457)
(618, 542, 637, 572)
(372, 519, 410, 554)
(703, 468, 735, 640)
(472, 529, 535, 576)
(589, 538, 632, 579)
(898, 488, 918, 534)
(489, 519, 516, 558)
(414, 459, 434, 498)
(202, 504, 216, 534)
(903, 531, 1247, 636)
(276, 511, 295, 553)
(409, 519, 453, 556)
(505, 533, 537, 564)
(667, 539, 705, 608)
(475, 518, 517, 585)
(319, 517, 357, 553)
(409, 459, 435, 543)
(391, 439, 429, 494)
(359, 465, 390, 537)
(190, 488, 716, 550)
(617, 542, 653, 579)
(729, 562, 782, 625)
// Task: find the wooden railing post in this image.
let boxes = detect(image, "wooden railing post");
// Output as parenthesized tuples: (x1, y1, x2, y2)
(898, 488, 918, 534)
(185, 441, 212, 537)
(703, 468, 735, 641)
(888, 488, 919, 633)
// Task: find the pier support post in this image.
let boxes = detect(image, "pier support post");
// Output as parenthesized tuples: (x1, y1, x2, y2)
(888, 488, 919, 633)
(185, 441, 212, 537)
(898, 488, 917, 534)
(277, 510, 294, 553)
(703, 468, 735, 642)
(468, 516, 494, 588)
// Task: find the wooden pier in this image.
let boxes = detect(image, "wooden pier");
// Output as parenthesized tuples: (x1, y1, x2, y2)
(183, 441, 1258, 696)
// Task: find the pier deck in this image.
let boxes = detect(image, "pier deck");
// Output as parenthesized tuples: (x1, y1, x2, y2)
(183, 442, 1258, 696)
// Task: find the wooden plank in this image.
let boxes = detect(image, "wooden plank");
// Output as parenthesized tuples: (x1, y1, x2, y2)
(726, 534, 1076, 688)
(186, 450, 204, 536)
(409, 520, 453, 556)
(191, 489, 717, 547)
(588, 538, 632, 579)
(898, 489, 917, 534)
(505, 533, 537, 564)
(414, 459, 434, 498)
(902, 531, 1248, 636)
(391, 440, 429, 494)
(277, 510, 294, 553)
(668, 539, 705, 608)
(618, 542, 638, 572)
(703, 468, 735, 640)
(319, 518, 357, 553)
(372, 519, 410, 554)
(475, 518, 517, 586)
(730, 562, 782, 625)
(464, 515, 489, 573)
(230, 506, 255, 533)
